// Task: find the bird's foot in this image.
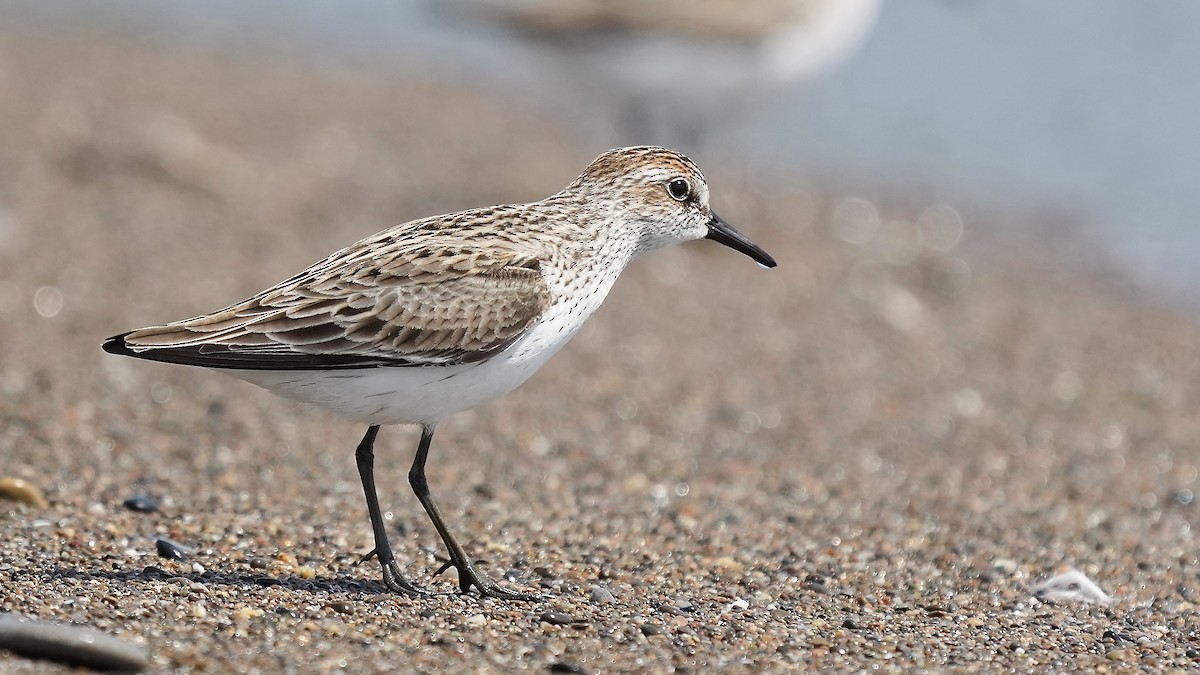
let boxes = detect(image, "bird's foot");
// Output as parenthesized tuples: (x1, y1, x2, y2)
(358, 547, 427, 596)
(432, 555, 541, 602)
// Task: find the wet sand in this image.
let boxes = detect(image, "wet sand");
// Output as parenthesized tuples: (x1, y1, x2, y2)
(2, 15, 1199, 673)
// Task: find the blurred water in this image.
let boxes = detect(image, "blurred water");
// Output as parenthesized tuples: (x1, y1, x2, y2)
(15, 0, 1200, 300)
(745, 0, 1200, 301)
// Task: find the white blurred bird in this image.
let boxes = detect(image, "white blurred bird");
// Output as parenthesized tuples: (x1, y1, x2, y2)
(448, 0, 883, 149)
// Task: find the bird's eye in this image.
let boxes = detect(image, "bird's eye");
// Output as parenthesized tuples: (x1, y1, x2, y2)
(666, 177, 691, 202)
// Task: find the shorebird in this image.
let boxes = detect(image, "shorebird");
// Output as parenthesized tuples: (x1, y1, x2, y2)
(103, 146, 776, 600)
(448, 0, 883, 147)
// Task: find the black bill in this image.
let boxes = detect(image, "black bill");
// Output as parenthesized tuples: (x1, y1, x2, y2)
(706, 212, 777, 268)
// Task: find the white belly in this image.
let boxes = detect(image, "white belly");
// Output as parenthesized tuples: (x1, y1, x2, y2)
(215, 274, 615, 426)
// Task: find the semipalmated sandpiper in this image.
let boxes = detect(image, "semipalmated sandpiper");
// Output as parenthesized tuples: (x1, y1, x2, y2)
(103, 145, 776, 600)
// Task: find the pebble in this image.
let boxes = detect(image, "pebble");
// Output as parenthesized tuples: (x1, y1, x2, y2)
(803, 581, 832, 595)
(0, 615, 148, 671)
(992, 559, 1019, 575)
(539, 611, 572, 626)
(155, 537, 190, 561)
(589, 586, 616, 604)
(232, 606, 260, 621)
(0, 477, 48, 508)
(122, 494, 159, 513)
(714, 556, 745, 574)
(549, 661, 587, 673)
(328, 601, 353, 615)
(639, 623, 666, 637)
(672, 596, 697, 612)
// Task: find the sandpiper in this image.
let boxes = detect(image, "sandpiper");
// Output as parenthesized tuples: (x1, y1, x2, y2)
(103, 146, 776, 600)
(450, 0, 882, 146)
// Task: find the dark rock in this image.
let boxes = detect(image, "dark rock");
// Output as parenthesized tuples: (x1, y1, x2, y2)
(539, 611, 571, 626)
(154, 537, 189, 561)
(122, 495, 159, 513)
(0, 615, 148, 671)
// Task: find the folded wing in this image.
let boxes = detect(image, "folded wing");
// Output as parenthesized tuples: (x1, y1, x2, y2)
(104, 241, 552, 370)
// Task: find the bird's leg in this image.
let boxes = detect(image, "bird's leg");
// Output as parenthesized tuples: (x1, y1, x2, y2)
(355, 425, 425, 596)
(409, 423, 539, 601)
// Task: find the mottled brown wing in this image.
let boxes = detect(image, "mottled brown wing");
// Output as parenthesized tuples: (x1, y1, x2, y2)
(105, 248, 552, 370)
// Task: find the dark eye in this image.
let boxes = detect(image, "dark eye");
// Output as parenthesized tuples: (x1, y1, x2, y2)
(666, 177, 691, 202)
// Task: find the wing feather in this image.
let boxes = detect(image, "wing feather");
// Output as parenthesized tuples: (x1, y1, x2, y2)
(105, 232, 553, 369)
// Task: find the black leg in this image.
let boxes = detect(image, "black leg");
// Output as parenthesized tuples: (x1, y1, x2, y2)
(355, 425, 424, 595)
(409, 423, 539, 601)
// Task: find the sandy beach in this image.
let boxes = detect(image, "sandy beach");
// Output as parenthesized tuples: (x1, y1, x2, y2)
(1, 15, 1199, 672)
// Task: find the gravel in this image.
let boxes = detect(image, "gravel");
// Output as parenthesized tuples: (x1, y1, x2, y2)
(2, 11, 1200, 673)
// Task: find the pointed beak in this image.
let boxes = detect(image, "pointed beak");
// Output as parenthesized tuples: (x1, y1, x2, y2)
(705, 212, 777, 268)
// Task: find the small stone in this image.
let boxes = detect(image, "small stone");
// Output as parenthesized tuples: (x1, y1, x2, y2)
(232, 607, 260, 621)
(0, 477, 49, 508)
(992, 558, 1018, 575)
(248, 557, 268, 569)
(1106, 649, 1127, 661)
(155, 538, 190, 561)
(714, 556, 744, 574)
(589, 586, 616, 604)
(672, 595, 697, 612)
(328, 601, 353, 615)
(0, 616, 148, 671)
(550, 661, 587, 673)
(640, 623, 666, 637)
(729, 597, 750, 610)
(465, 614, 486, 627)
(803, 581, 831, 594)
(842, 618, 860, 630)
(297, 565, 316, 579)
(539, 611, 571, 626)
(122, 494, 159, 513)
(1102, 628, 1128, 644)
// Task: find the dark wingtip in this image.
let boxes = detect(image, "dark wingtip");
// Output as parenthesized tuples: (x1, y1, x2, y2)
(102, 332, 135, 356)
